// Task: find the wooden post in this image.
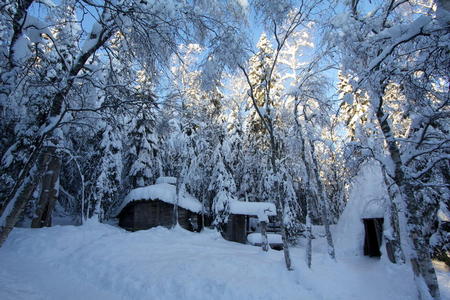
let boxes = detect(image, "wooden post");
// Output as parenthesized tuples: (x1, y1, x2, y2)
(260, 220, 269, 251)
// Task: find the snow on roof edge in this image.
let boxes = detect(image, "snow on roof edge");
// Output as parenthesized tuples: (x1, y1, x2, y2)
(116, 183, 202, 215)
(229, 201, 277, 220)
(155, 176, 177, 185)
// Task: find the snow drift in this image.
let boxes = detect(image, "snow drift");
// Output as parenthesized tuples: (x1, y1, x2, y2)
(0, 221, 443, 300)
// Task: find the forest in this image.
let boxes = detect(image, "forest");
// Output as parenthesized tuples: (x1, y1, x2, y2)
(0, 0, 449, 299)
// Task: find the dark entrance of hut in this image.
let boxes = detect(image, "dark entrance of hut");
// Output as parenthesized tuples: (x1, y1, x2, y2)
(363, 218, 383, 257)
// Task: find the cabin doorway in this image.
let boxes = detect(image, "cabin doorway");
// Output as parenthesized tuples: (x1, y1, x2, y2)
(363, 218, 384, 257)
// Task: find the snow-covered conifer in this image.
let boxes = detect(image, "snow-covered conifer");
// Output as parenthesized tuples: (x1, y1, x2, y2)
(92, 123, 123, 222)
(125, 111, 160, 189)
(208, 144, 237, 226)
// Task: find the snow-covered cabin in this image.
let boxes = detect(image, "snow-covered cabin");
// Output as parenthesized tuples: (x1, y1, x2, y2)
(116, 177, 202, 232)
(222, 201, 277, 244)
(335, 162, 395, 261)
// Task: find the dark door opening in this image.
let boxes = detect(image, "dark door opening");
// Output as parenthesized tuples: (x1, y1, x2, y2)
(363, 218, 384, 257)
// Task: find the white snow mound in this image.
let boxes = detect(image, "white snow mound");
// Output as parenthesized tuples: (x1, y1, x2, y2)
(0, 223, 437, 300)
(335, 161, 388, 257)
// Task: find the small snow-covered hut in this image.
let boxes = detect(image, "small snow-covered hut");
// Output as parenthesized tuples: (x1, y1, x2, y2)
(222, 201, 277, 244)
(155, 176, 177, 185)
(116, 177, 202, 232)
(335, 161, 394, 260)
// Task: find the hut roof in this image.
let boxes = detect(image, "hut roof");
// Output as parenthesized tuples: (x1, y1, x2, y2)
(229, 201, 277, 221)
(155, 176, 177, 185)
(116, 183, 202, 215)
(334, 160, 388, 256)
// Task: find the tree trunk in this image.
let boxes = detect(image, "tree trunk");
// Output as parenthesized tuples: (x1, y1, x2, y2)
(319, 195, 336, 260)
(260, 220, 269, 251)
(306, 215, 312, 269)
(274, 178, 293, 270)
(201, 199, 206, 231)
(278, 206, 293, 270)
(31, 146, 61, 228)
(375, 94, 440, 299)
(0, 146, 53, 246)
(303, 187, 315, 268)
(240, 61, 293, 270)
(174, 176, 181, 227)
(0, 16, 115, 243)
(381, 167, 405, 264)
(272, 138, 293, 270)
(402, 184, 441, 300)
(93, 194, 103, 222)
(307, 132, 336, 260)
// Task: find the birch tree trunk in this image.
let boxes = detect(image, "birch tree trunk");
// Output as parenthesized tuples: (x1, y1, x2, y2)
(308, 142, 336, 260)
(295, 117, 336, 261)
(294, 118, 315, 268)
(0, 11, 115, 245)
(239, 67, 293, 270)
(374, 93, 440, 299)
(306, 214, 313, 269)
(31, 146, 61, 228)
(402, 184, 440, 300)
(0, 146, 54, 246)
(271, 133, 293, 270)
(277, 207, 293, 270)
(381, 166, 405, 264)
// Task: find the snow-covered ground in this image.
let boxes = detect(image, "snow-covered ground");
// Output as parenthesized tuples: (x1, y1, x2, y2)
(0, 222, 448, 300)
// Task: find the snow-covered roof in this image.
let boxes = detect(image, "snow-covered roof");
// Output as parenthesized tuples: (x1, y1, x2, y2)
(155, 176, 177, 185)
(334, 161, 388, 256)
(116, 183, 202, 215)
(229, 201, 277, 221)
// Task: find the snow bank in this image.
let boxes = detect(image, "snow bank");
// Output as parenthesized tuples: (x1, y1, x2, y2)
(0, 223, 433, 300)
(247, 233, 282, 245)
(229, 201, 276, 221)
(335, 161, 388, 257)
(116, 183, 202, 214)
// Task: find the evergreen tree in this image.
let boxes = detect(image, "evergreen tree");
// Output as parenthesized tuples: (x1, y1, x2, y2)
(93, 123, 123, 222)
(208, 144, 237, 226)
(125, 110, 160, 189)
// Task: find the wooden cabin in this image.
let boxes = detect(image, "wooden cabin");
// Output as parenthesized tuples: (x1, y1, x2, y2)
(221, 201, 278, 246)
(222, 214, 248, 243)
(118, 200, 201, 232)
(116, 179, 202, 232)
